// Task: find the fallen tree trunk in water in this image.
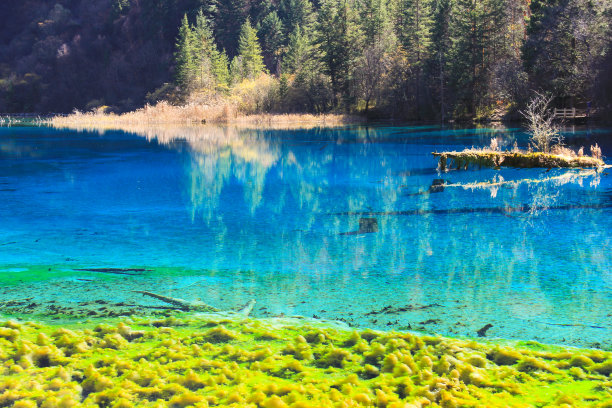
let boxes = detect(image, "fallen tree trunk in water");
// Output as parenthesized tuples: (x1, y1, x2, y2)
(432, 151, 604, 170)
(133, 290, 256, 316)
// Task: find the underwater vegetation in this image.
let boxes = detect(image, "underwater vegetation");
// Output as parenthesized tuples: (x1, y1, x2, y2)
(0, 315, 611, 407)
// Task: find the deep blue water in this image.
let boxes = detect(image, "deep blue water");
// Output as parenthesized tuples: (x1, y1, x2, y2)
(1, 124, 611, 347)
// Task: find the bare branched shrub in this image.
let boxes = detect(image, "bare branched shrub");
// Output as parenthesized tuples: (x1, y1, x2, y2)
(489, 138, 499, 151)
(590, 143, 602, 160)
(521, 92, 563, 153)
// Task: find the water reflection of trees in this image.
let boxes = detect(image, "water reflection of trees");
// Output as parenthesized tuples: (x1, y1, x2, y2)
(124, 124, 609, 346)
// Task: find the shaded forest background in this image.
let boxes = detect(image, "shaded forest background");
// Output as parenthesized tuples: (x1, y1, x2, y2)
(1, 0, 611, 121)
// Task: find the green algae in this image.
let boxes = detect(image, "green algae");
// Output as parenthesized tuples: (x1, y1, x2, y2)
(0, 264, 192, 285)
(0, 315, 610, 407)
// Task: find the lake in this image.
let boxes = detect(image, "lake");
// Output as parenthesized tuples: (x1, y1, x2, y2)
(0, 124, 610, 349)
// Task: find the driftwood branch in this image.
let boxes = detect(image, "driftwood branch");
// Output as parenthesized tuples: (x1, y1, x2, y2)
(133, 290, 255, 316)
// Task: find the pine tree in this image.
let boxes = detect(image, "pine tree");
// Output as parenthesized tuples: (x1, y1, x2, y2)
(211, 49, 230, 90)
(258, 11, 285, 73)
(193, 10, 216, 90)
(448, 0, 488, 116)
(250, 0, 275, 26)
(236, 18, 266, 80)
(428, 0, 452, 121)
(284, 25, 317, 76)
(175, 14, 197, 93)
(279, 0, 316, 36)
(400, 0, 433, 64)
(230, 56, 243, 84)
(398, 0, 433, 118)
(359, 0, 393, 45)
(316, 0, 363, 105)
(214, 0, 247, 57)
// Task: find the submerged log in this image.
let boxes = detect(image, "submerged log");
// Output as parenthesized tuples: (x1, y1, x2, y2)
(133, 290, 256, 316)
(432, 151, 604, 170)
(339, 217, 379, 235)
(133, 291, 219, 312)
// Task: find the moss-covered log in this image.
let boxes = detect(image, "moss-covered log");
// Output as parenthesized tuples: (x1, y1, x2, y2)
(433, 151, 605, 170)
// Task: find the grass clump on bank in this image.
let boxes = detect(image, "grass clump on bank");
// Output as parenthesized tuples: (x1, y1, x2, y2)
(0, 316, 610, 407)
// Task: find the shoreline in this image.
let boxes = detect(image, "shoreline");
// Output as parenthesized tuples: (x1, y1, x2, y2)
(0, 313, 610, 407)
(0, 304, 609, 354)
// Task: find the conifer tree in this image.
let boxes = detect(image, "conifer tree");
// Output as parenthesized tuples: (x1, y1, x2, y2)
(175, 14, 197, 93)
(235, 19, 266, 80)
(211, 49, 230, 90)
(428, 0, 452, 121)
(193, 10, 216, 90)
(284, 25, 318, 77)
(400, 0, 433, 65)
(359, 0, 393, 45)
(214, 0, 247, 57)
(279, 0, 316, 36)
(316, 0, 363, 105)
(448, 0, 488, 116)
(398, 0, 433, 118)
(250, 0, 274, 25)
(258, 11, 285, 73)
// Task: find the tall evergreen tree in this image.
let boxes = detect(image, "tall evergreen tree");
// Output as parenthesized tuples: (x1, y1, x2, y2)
(448, 0, 489, 116)
(175, 14, 197, 93)
(279, 0, 316, 36)
(214, 0, 248, 57)
(284, 25, 319, 76)
(193, 10, 216, 90)
(234, 18, 266, 81)
(428, 0, 452, 121)
(316, 0, 363, 105)
(398, 0, 433, 118)
(250, 0, 275, 26)
(359, 0, 393, 45)
(211, 48, 230, 90)
(258, 11, 285, 73)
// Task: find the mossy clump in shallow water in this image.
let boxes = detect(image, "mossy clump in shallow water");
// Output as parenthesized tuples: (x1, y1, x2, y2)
(0, 316, 610, 407)
(433, 150, 605, 170)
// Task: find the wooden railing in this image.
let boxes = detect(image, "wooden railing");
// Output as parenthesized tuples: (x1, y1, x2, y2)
(553, 108, 587, 118)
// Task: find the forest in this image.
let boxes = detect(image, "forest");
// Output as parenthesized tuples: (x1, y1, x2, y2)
(1, 0, 611, 121)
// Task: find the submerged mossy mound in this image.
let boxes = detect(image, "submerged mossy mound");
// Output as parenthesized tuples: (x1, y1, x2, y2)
(0, 317, 611, 407)
(433, 151, 605, 171)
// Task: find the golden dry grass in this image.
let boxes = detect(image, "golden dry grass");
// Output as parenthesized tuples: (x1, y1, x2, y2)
(231, 113, 364, 129)
(50, 101, 363, 131)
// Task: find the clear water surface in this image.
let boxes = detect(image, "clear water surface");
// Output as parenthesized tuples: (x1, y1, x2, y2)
(1, 124, 610, 348)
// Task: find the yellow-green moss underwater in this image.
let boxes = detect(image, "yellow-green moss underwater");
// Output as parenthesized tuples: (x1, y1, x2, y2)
(1, 315, 611, 408)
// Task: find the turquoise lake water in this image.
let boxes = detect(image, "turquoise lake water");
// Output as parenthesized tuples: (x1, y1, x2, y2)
(0, 124, 610, 348)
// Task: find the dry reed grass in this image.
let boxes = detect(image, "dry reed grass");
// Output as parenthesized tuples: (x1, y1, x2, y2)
(231, 113, 364, 129)
(50, 100, 363, 131)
